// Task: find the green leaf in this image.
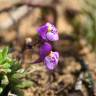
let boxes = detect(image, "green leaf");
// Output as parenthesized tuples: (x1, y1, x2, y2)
(1, 75, 9, 86)
(15, 80, 33, 89)
(11, 62, 21, 72)
(11, 72, 27, 80)
(3, 69, 11, 73)
(2, 47, 9, 59)
(0, 53, 2, 62)
(0, 47, 9, 64)
(2, 63, 11, 69)
(17, 69, 25, 73)
(0, 87, 3, 94)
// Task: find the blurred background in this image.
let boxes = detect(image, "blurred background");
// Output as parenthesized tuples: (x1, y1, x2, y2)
(0, 0, 96, 96)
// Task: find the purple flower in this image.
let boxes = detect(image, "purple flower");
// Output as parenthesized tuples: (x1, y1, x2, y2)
(39, 42, 52, 60)
(33, 22, 60, 70)
(44, 51, 59, 70)
(32, 42, 59, 70)
(37, 23, 59, 41)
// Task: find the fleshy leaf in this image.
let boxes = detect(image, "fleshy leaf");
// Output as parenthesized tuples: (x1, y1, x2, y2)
(2, 47, 9, 59)
(1, 75, 9, 86)
(15, 80, 33, 89)
(11, 72, 27, 80)
(0, 87, 3, 94)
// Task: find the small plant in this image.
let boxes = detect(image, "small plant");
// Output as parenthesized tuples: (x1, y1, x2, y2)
(33, 22, 60, 70)
(0, 47, 33, 96)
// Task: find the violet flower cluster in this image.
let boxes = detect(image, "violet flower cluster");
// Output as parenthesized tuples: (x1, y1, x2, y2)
(36, 23, 59, 70)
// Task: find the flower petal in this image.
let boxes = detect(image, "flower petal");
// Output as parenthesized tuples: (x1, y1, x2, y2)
(37, 25, 48, 40)
(39, 42, 52, 60)
(44, 51, 59, 70)
(54, 51, 59, 59)
(37, 22, 59, 41)
(46, 32, 59, 41)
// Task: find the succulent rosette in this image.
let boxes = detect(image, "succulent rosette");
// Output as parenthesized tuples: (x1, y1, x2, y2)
(37, 23, 59, 41)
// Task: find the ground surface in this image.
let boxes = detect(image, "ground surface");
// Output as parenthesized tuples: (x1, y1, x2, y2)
(0, 0, 96, 96)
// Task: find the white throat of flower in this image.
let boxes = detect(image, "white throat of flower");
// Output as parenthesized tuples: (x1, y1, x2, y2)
(46, 23, 52, 32)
